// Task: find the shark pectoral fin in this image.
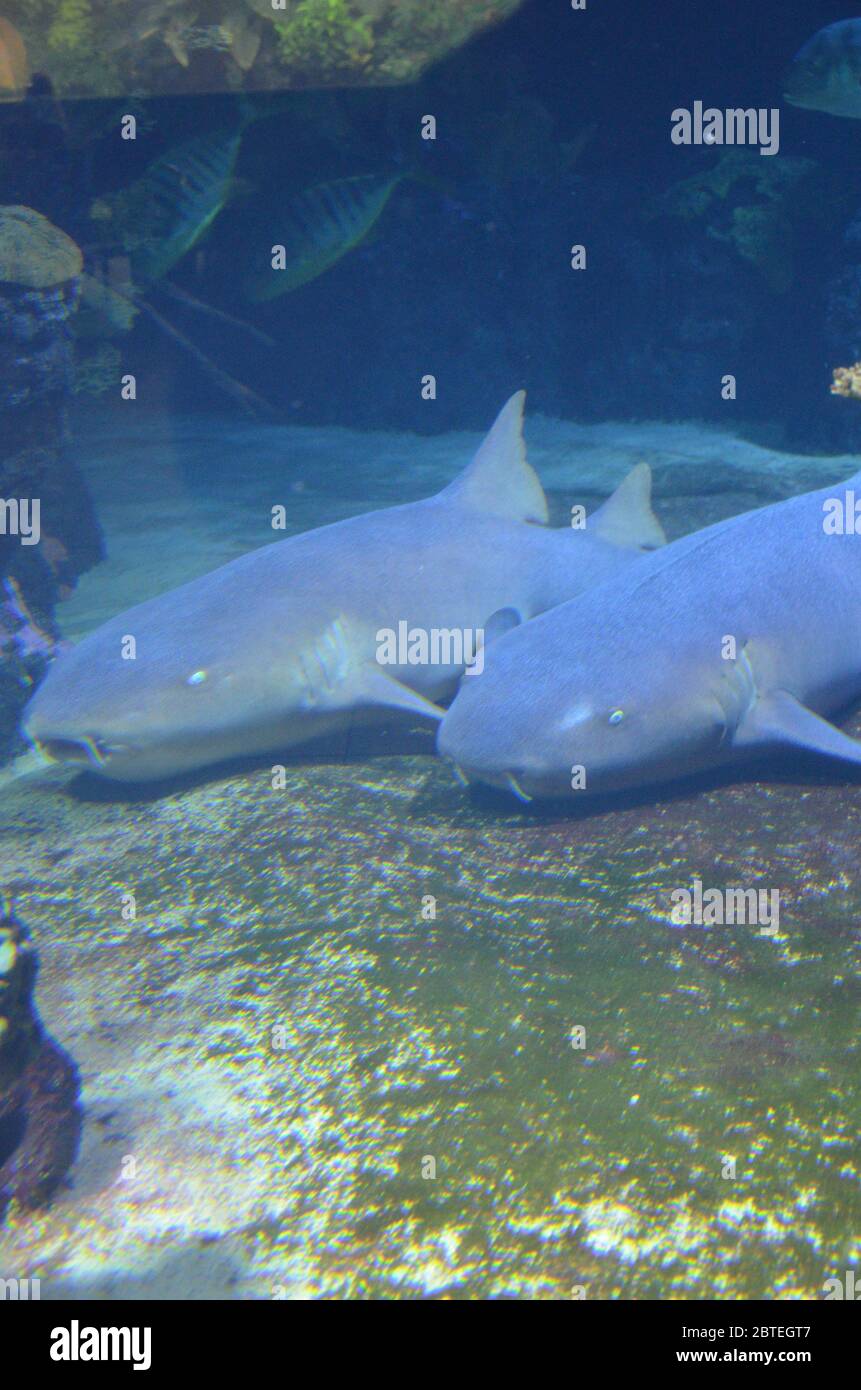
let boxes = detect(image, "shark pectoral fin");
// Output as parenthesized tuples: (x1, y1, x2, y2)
(735, 689, 861, 765)
(355, 668, 445, 722)
(590, 463, 666, 550)
(437, 391, 549, 525)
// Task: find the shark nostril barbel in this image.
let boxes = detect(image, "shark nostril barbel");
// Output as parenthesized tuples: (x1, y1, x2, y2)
(504, 772, 533, 803)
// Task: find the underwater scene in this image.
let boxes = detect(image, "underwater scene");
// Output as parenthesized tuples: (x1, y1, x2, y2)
(1, 0, 861, 1306)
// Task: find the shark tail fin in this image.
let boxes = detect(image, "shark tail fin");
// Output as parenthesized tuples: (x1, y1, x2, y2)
(439, 391, 549, 525)
(590, 463, 666, 550)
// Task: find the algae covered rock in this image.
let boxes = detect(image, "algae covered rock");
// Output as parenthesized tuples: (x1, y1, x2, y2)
(644, 152, 834, 295)
(1, 0, 525, 98)
(0, 205, 103, 764)
(0, 900, 82, 1215)
(0, 205, 82, 289)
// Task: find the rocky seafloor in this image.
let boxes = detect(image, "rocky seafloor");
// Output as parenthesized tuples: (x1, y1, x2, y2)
(0, 408, 859, 1298)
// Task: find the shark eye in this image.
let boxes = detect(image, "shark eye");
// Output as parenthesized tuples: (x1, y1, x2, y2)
(608, 708, 625, 725)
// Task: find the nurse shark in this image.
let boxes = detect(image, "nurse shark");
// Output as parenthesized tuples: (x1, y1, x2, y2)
(438, 472, 861, 802)
(24, 392, 664, 782)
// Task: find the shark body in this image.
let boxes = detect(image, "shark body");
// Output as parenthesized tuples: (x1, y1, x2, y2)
(438, 471, 861, 802)
(24, 393, 664, 782)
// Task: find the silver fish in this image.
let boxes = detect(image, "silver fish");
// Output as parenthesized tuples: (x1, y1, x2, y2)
(784, 19, 861, 119)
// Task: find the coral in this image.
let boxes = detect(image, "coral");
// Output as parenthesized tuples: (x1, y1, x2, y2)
(1, 578, 57, 661)
(2, 0, 118, 97)
(0, 578, 57, 759)
(645, 153, 824, 294)
(711, 205, 794, 296)
(271, 0, 524, 85)
(76, 272, 139, 337)
(1, 0, 525, 94)
(0, 238, 104, 757)
(0, 206, 82, 288)
(72, 341, 122, 395)
(830, 362, 861, 400)
(0, 901, 82, 1216)
(373, 0, 473, 81)
(646, 152, 819, 222)
(361, 0, 516, 82)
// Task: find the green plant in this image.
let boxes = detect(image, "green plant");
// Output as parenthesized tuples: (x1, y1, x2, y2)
(47, 0, 93, 52)
(274, 0, 374, 78)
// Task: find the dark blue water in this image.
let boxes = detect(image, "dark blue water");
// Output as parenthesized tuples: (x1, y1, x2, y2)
(0, 0, 859, 1303)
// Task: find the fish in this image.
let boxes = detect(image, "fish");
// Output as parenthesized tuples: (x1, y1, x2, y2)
(784, 20, 861, 119)
(0, 16, 28, 101)
(438, 470, 861, 802)
(173, 24, 234, 55)
(23, 392, 665, 783)
(83, 125, 275, 410)
(221, 8, 262, 72)
(242, 172, 404, 302)
(92, 127, 243, 287)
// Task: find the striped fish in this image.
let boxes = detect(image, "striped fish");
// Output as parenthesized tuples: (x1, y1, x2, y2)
(96, 127, 243, 287)
(785, 20, 861, 119)
(243, 172, 404, 302)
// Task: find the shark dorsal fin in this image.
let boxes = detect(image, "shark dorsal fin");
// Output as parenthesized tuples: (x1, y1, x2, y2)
(439, 391, 549, 525)
(590, 463, 666, 550)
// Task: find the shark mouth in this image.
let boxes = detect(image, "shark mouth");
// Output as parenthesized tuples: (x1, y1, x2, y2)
(35, 735, 111, 769)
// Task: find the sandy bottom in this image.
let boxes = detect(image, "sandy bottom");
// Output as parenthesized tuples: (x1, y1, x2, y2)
(0, 409, 858, 1299)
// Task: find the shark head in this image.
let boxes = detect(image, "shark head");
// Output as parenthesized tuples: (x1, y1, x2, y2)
(22, 588, 337, 782)
(24, 643, 261, 783)
(437, 604, 743, 800)
(23, 576, 444, 783)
